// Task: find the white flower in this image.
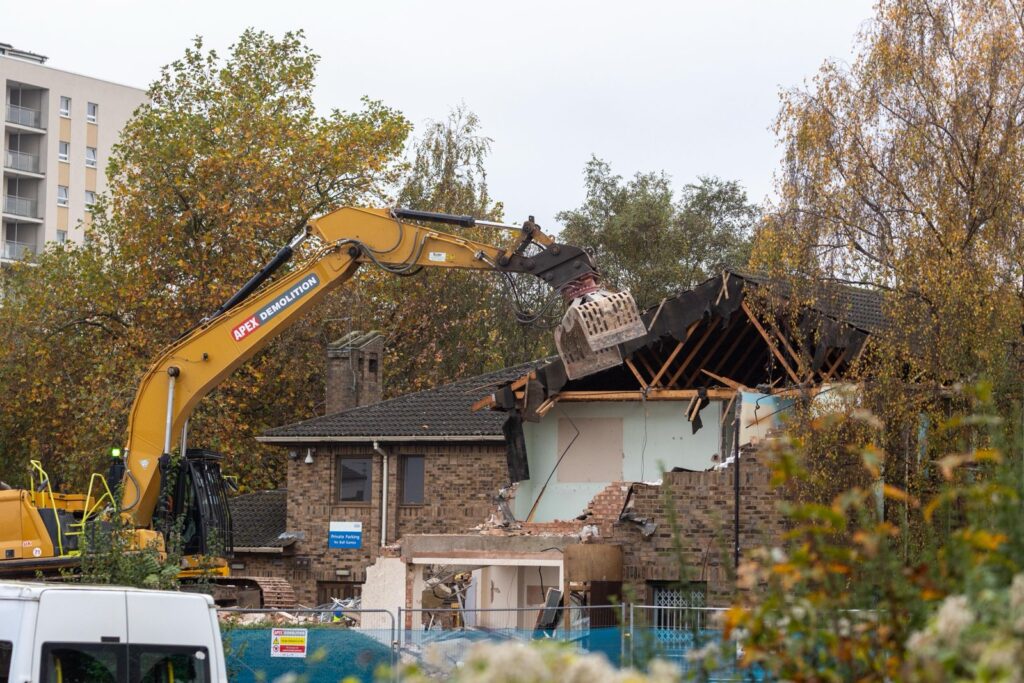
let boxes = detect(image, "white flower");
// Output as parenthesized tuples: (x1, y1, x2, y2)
(905, 628, 935, 654)
(685, 641, 720, 663)
(934, 594, 974, 645)
(561, 653, 616, 683)
(1010, 573, 1024, 613)
(644, 659, 683, 683)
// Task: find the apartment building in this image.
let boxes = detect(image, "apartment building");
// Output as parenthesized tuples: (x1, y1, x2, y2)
(1, 42, 146, 262)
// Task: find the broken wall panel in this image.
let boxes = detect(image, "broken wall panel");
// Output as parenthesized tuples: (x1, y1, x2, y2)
(516, 400, 723, 522)
(555, 417, 624, 483)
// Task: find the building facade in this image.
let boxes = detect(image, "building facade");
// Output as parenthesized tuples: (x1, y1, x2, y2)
(1, 42, 146, 262)
(248, 332, 534, 606)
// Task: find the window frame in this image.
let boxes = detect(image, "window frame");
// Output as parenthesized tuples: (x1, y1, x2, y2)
(56, 230, 68, 244)
(57, 185, 69, 207)
(85, 147, 98, 168)
(59, 96, 71, 118)
(129, 643, 210, 683)
(1, 639, 11, 682)
(336, 455, 373, 504)
(86, 102, 98, 123)
(38, 641, 211, 683)
(58, 141, 70, 163)
(399, 454, 426, 506)
(40, 641, 126, 683)
(84, 190, 96, 207)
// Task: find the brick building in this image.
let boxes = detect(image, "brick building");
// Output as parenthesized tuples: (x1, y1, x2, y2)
(248, 330, 547, 605)
(240, 269, 879, 611)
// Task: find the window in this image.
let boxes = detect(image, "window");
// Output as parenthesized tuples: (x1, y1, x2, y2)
(59, 96, 71, 117)
(337, 456, 372, 503)
(57, 185, 69, 207)
(56, 230, 67, 243)
(86, 102, 98, 123)
(41, 642, 124, 683)
(400, 455, 425, 505)
(84, 190, 96, 207)
(130, 645, 209, 683)
(1, 640, 11, 683)
(86, 147, 98, 168)
(58, 141, 70, 163)
(40, 643, 209, 683)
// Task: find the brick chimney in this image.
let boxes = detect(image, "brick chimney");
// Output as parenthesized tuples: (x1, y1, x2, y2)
(325, 331, 384, 414)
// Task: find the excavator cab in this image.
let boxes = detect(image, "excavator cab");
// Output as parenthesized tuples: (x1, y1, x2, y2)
(167, 449, 233, 558)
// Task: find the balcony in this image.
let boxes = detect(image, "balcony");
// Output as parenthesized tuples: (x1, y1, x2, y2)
(4, 149, 41, 174)
(3, 194, 39, 218)
(5, 103, 44, 129)
(2, 239, 37, 260)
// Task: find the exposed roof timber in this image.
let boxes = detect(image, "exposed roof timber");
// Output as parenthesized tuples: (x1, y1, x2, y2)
(666, 320, 718, 387)
(557, 389, 735, 401)
(486, 269, 876, 416)
(648, 338, 686, 388)
(740, 300, 802, 385)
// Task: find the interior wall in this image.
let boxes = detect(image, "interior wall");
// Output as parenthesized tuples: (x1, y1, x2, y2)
(516, 400, 723, 522)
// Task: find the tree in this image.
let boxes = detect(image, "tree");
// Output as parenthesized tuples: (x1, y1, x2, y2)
(558, 157, 758, 309)
(755, 0, 1024, 398)
(351, 105, 552, 395)
(0, 30, 409, 490)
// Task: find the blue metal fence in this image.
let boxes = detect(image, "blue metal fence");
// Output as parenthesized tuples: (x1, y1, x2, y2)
(219, 604, 767, 681)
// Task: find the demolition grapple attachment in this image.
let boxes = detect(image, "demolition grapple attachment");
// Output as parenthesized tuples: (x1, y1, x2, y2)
(556, 287, 648, 379)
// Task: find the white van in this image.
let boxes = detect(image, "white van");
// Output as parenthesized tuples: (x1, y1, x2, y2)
(0, 582, 227, 683)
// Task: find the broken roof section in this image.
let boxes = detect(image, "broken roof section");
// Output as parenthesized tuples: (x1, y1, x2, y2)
(260, 360, 551, 443)
(484, 268, 881, 417)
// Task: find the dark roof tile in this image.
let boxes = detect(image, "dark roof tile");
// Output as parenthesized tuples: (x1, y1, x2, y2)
(262, 360, 549, 440)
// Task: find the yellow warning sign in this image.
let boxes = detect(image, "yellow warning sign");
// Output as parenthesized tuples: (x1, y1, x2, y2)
(270, 627, 308, 658)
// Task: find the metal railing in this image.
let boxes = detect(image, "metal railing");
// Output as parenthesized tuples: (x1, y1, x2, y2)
(3, 240, 37, 260)
(397, 604, 626, 676)
(3, 194, 39, 218)
(5, 149, 41, 174)
(213, 604, 764, 681)
(5, 103, 43, 129)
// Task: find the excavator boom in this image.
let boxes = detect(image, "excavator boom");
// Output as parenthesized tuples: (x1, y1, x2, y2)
(121, 206, 642, 526)
(0, 205, 646, 590)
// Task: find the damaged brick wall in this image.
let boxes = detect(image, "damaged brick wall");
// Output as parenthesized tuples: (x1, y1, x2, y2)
(280, 442, 507, 605)
(607, 448, 783, 605)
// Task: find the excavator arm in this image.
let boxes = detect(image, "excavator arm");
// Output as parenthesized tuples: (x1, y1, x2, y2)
(120, 206, 640, 527)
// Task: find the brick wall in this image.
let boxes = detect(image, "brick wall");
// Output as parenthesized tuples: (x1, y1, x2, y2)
(281, 442, 507, 605)
(325, 334, 384, 414)
(607, 449, 784, 605)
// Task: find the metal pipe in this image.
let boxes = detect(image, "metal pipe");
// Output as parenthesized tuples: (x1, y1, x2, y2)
(181, 418, 189, 458)
(163, 367, 180, 455)
(374, 440, 388, 547)
(205, 228, 309, 322)
(733, 397, 741, 569)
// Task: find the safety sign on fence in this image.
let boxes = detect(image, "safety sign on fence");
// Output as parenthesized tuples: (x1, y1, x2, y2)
(270, 627, 308, 658)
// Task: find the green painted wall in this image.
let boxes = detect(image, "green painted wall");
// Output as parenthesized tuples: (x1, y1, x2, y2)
(515, 400, 724, 522)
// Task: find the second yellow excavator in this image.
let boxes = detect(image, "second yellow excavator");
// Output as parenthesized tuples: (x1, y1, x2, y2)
(0, 206, 646, 603)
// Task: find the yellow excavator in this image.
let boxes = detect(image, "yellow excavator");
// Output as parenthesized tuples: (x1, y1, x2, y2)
(0, 206, 645, 603)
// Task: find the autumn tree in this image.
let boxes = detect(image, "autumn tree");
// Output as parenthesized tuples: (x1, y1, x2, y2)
(0, 30, 409, 489)
(350, 105, 552, 394)
(756, 0, 1024, 397)
(746, 0, 1024, 543)
(558, 157, 758, 309)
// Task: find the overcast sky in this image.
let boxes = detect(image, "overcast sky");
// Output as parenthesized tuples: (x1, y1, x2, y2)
(10, 0, 873, 229)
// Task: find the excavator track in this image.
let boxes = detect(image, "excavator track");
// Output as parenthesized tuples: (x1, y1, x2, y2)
(201, 576, 297, 609)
